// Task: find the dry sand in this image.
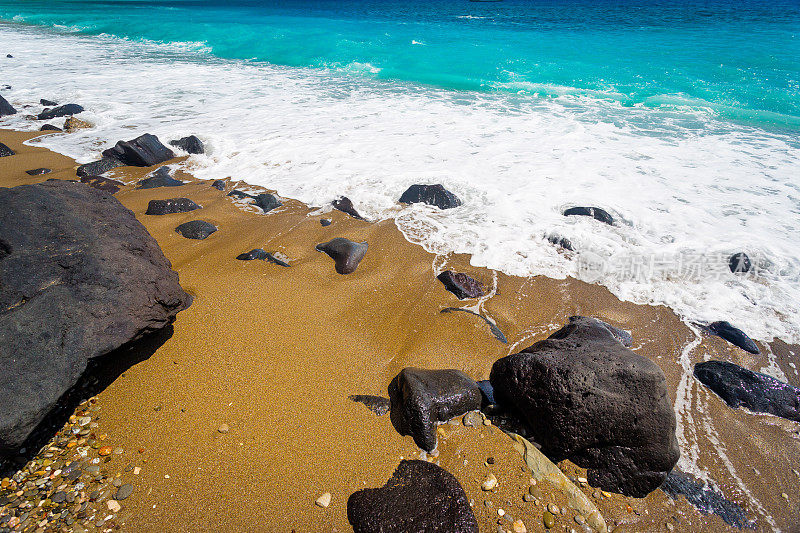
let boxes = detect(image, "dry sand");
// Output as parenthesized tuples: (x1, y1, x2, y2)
(1, 128, 799, 532)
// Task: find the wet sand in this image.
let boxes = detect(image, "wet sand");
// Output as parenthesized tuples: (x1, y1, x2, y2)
(1, 128, 798, 532)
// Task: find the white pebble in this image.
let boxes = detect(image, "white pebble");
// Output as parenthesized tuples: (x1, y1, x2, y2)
(106, 500, 121, 513)
(497, 508, 505, 516)
(481, 473, 498, 491)
(315, 492, 332, 508)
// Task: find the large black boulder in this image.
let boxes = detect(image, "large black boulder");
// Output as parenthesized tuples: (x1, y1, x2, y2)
(169, 135, 204, 154)
(136, 167, 183, 189)
(76, 157, 124, 178)
(0, 143, 14, 158)
(0, 181, 191, 456)
(347, 460, 478, 533)
(694, 360, 800, 422)
(102, 133, 175, 167)
(399, 184, 462, 210)
(37, 104, 84, 121)
(388, 368, 482, 452)
(563, 206, 614, 225)
(490, 316, 679, 497)
(0, 94, 16, 117)
(706, 321, 759, 354)
(315, 238, 367, 275)
(145, 198, 201, 215)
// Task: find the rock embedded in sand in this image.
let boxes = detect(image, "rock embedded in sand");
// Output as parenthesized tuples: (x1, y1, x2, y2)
(315, 237, 368, 275)
(462, 410, 483, 427)
(512, 519, 527, 533)
(0, 94, 16, 117)
(399, 183, 462, 210)
(542, 510, 555, 529)
(0, 181, 192, 456)
(0, 142, 14, 157)
(211, 179, 226, 191)
(320, 218, 332, 226)
(388, 367, 482, 452)
(705, 320, 759, 354)
(332, 196, 364, 220)
(347, 459, 478, 533)
(481, 473, 498, 491)
(80, 175, 124, 194)
(169, 135, 205, 154)
(728, 252, 751, 273)
(563, 206, 614, 225)
(102, 133, 175, 167)
(235, 249, 290, 266)
(145, 198, 201, 215)
(25, 168, 51, 176)
(37, 103, 84, 120)
(694, 360, 800, 422)
(315, 492, 331, 508)
(175, 220, 217, 240)
(76, 157, 124, 177)
(437, 270, 485, 299)
(137, 167, 184, 189)
(661, 469, 750, 528)
(348, 395, 391, 416)
(490, 316, 680, 497)
(107, 499, 121, 513)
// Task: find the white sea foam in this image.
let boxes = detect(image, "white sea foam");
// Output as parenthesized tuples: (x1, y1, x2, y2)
(2, 23, 800, 343)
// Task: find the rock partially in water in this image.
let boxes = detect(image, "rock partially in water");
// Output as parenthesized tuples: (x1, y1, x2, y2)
(235, 249, 290, 266)
(728, 252, 751, 274)
(661, 470, 751, 529)
(227, 190, 282, 213)
(705, 321, 759, 354)
(0, 142, 14, 157)
(145, 198, 201, 215)
(349, 395, 391, 416)
(547, 234, 574, 251)
(175, 220, 217, 240)
(211, 180, 226, 191)
(80, 176, 124, 194)
(39, 98, 57, 107)
(64, 117, 92, 133)
(169, 135, 204, 154)
(490, 316, 679, 497)
(25, 168, 51, 176)
(399, 184, 462, 210)
(437, 270, 485, 299)
(332, 196, 364, 220)
(0, 180, 191, 456)
(563, 206, 614, 225)
(388, 367, 482, 452)
(76, 157, 123, 177)
(0, 94, 16, 117)
(37, 104, 84, 121)
(136, 167, 183, 189)
(347, 459, 478, 533)
(315, 238, 367, 275)
(320, 218, 332, 227)
(440, 307, 507, 344)
(102, 133, 175, 167)
(40, 124, 62, 132)
(694, 360, 800, 422)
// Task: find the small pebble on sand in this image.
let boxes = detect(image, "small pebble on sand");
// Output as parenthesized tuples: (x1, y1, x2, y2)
(106, 500, 121, 513)
(548, 503, 560, 515)
(115, 484, 133, 500)
(482, 473, 498, 491)
(315, 492, 331, 508)
(543, 510, 555, 529)
(133, 467, 141, 475)
(512, 519, 527, 533)
(98, 446, 112, 456)
(218, 423, 230, 434)
(497, 508, 505, 516)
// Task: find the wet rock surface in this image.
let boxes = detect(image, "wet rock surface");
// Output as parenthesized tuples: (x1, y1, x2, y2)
(102, 134, 174, 167)
(145, 198, 201, 216)
(211, 180, 226, 191)
(136, 167, 183, 189)
(563, 206, 614, 225)
(347, 460, 478, 533)
(80, 176, 124, 194)
(0, 95, 15, 117)
(705, 321, 759, 354)
(0, 143, 14, 158)
(39, 98, 57, 107)
(490, 316, 680, 497)
(728, 252, 751, 274)
(348, 395, 390, 416)
(76, 157, 123, 178)
(694, 360, 800, 422)
(228, 190, 282, 213)
(0, 180, 191, 456)
(388, 368, 482, 452)
(235, 249, 289, 266)
(662, 470, 751, 528)
(169, 135, 204, 154)
(24, 168, 51, 176)
(39, 124, 62, 132)
(315, 238, 367, 275)
(399, 184, 462, 210)
(37, 104, 84, 121)
(437, 270, 485, 299)
(174, 220, 217, 240)
(332, 196, 363, 220)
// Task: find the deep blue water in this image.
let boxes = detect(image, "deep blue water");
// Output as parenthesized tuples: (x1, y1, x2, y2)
(2, 0, 799, 128)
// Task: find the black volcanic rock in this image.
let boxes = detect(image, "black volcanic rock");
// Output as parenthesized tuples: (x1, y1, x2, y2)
(145, 198, 201, 216)
(136, 167, 183, 189)
(76, 157, 124, 178)
(40, 124, 62, 132)
(169, 135, 204, 154)
(227, 190, 282, 213)
(728, 252, 751, 274)
(662, 470, 751, 529)
(315, 238, 367, 275)
(0, 94, 16, 117)
(547, 234, 574, 251)
(694, 360, 800, 422)
(235, 249, 290, 266)
(40, 99, 57, 107)
(80, 176, 124, 194)
(436, 270, 485, 299)
(37, 104, 84, 121)
(389, 368, 482, 452)
(490, 316, 679, 497)
(347, 460, 478, 533)
(563, 206, 614, 225)
(332, 196, 363, 220)
(211, 180, 226, 191)
(706, 321, 759, 354)
(102, 133, 175, 167)
(0, 180, 191, 456)
(399, 184, 461, 210)
(175, 220, 217, 240)
(25, 168, 51, 176)
(0, 143, 14, 158)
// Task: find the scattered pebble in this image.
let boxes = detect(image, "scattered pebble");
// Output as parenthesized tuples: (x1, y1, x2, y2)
(463, 411, 482, 427)
(483, 418, 492, 426)
(666, 522, 675, 531)
(315, 492, 332, 508)
(115, 484, 134, 500)
(482, 473, 498, 491)
(523, 494, 535, 502)
(543, 510, 555, 529)
(575, 514, 586, 525)
(498, 508, 505, 517)
(548, 503, 560, 515)
(98, 446, 112, 456)
(218, 423, 230, 434)
(512, 519, 527, 533)
(133, 467, 141, 475)
(106, 500, 121, 513)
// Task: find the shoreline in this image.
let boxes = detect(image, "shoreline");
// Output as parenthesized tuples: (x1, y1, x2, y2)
(1, 127, 799, 531)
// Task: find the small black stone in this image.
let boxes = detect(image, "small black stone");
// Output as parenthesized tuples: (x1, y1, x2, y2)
(145, 198, 201, 215)
(76, 157, 124, 178)
(211, 180, 226, 191)
(40, 124, 62, 132)
(0, 94, 16, 117)
(136, 167, 183, 189)
(0, 143, 15, 157)
(399, 184, 462, 210)
(563, 206, 614, 225)
(175, 220, 217, 240)
(39, 99, 57, 107)
(547, 234, 574, 251)
(235, 249, 290, 266)
(25, 168, 51, 176)
(706, 321, 759, 354)
(728, 252, 751, 274)
(169, 135, 204, 154)
(332, 196, 363, 220)
(102, 133, 174, 167)
(320, 219, 332, 227)
(349, 395, 391, 416)
(316, 238, 367, 274)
